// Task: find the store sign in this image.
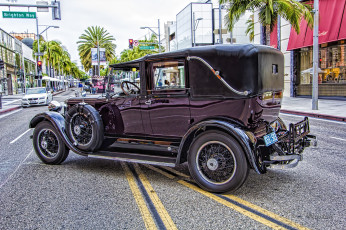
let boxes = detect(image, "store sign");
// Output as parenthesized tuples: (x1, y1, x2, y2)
(2, 11, 36, 19)
(6, 66, 15, 73)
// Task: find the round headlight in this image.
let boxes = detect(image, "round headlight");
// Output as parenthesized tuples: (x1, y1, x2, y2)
(48, 101, 62, 112)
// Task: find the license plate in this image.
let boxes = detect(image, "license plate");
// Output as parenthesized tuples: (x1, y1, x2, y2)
(264, 132, 278, 146)
(30, 100, 38, 104)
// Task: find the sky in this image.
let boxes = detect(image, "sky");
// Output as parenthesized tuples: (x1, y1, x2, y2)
(0, 0, 195, 65)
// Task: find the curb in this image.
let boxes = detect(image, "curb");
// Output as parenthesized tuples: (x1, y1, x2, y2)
(0, 106, 21, 115)
(280, 109, 346, 122)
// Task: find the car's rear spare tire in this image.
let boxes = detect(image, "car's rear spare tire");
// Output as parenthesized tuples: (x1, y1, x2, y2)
(66, 104, 104, 151)
(188, 130, 249, 193)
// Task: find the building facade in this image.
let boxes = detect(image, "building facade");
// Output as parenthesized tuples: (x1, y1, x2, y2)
(255, 0, 346, 98)
(0, 28, 36, 95)
(165, 0, 251, 52)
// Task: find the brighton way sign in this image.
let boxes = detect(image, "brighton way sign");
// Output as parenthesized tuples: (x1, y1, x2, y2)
(2, 11, 36, 19)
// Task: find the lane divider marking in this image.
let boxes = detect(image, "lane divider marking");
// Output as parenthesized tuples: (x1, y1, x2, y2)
(0, 108, 22, 119)
(10, 129, 32, 144)
(133, 164, 177, 230)
(0, 149, 33, 190)
(121, 162, 157, 230)
(145, 165, 310, 230)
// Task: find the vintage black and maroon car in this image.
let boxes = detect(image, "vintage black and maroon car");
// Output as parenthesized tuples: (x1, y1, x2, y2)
(29, 44, 316, 193)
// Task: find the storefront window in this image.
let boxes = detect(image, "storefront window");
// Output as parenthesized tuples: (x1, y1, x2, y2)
(299, 42, 346, 85)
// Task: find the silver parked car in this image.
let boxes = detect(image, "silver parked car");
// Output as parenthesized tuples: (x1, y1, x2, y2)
(22, 87, 53, 107)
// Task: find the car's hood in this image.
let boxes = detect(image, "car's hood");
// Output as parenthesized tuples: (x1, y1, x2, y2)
(23, 93, 47, 99)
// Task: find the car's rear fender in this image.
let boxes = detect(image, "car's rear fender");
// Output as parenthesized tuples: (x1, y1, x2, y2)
(177, 119, 261, 174)
(29, 112, 89, 156)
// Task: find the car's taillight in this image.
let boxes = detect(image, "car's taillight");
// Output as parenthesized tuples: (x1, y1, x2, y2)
(259, 91, 283, 106)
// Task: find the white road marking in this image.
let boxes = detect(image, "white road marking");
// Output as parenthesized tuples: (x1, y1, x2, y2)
(330, 137, 346, 142)
(10, 129, 32, 144)
(0, 149, 33, 190)
(4, 99, 21, 105)
(0, 108, 22, 119)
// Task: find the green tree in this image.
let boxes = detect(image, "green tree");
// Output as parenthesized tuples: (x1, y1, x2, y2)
(245, 15, 254, 42)
(220, 0, 313, 46)
(77, 26, 116, 73)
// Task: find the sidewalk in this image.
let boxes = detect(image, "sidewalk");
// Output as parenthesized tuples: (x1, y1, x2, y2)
(280, 97, 346, 122)
(1, 93, 345, 122)
(0, 90, 67, 115)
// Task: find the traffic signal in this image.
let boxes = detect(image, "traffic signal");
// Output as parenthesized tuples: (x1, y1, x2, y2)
(129, 39, 133, 49)
(52, 1, 61, 20)
(0, 59, 4, 70)
(37, 60, 42, 73)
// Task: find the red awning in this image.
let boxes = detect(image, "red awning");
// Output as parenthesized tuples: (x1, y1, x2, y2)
(338, 0, 346, 40)
(270, 23, 278, 49)
(287, 0, 346, 51)
(286, 18, 309, 50)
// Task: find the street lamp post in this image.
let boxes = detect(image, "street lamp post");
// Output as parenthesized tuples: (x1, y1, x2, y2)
(193, 12, 203, 47)
(312, 0, 319, 110)
(140, 19, 161, 53)
(38, 25, 59, 90)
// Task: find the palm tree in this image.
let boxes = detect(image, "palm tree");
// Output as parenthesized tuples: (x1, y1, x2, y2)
(42, 40, 63, 77)
(245, 15, 254, 42)
(77, 26, 116, 73)
(220, 0, 313, 46)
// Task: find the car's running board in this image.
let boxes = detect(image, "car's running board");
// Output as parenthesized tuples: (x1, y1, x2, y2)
(88, 151, 176, 167)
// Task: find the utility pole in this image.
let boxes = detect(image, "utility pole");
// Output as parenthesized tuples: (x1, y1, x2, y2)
(158, 19, 161, 53)
(36, 16, 41, 87)
(312, 0, 319, 110)
(97, 37, 100, 76)
(219, 4, 223, 44)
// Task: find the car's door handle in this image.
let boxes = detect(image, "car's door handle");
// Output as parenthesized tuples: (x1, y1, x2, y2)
(145, 99, 151, 105)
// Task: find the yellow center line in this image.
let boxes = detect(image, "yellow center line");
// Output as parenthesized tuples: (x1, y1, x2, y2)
(224, 195, 310, 230)
(121, 162, 157, 230)
(146, 165, 310, 230)
(133, 164, 178, 230)
(177, 180, 286, 230)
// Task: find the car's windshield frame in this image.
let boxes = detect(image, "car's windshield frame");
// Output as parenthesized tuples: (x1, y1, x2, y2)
(26, 88, 47, 95)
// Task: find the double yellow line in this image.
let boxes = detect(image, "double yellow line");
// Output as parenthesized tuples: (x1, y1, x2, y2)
(145, 165, 310, 230)
(122, 162, 177, 230)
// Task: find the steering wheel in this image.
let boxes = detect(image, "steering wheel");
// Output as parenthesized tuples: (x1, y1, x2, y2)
(121, 81, 140, 95)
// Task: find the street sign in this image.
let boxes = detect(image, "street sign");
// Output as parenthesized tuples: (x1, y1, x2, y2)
(139, 46, 155, 50)
(36, 1, 49, 12)
(133, 40, 139, 47)
(2, 11, 36, 19)
(35, 52, 44, 56)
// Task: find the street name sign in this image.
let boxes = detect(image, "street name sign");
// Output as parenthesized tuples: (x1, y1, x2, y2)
(139, 46, 156, 50)
(2, 11, 36, 19)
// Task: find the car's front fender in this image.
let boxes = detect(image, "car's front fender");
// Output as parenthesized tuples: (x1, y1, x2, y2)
(29, 112, 89, 156)
(177, 119, 261, 174)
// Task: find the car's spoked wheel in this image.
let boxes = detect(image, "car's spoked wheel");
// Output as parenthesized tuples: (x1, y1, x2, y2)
(33, 121, 69, 164)
(70, 112, 93, 146)
(37, 129, 60, 158)
(196, 141, 236, 185)
(188, 131, 249, 193)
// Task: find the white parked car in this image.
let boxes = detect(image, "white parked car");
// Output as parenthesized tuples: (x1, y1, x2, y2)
(22, 87, 53, 107)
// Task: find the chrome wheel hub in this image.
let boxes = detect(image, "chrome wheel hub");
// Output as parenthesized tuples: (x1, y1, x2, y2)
(74, 125, 81, 135)
(207, 158, 218, 171)
(41, 139, 48, 149)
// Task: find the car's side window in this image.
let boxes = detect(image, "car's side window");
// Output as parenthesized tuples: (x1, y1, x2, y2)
(152, 60, 185, 90)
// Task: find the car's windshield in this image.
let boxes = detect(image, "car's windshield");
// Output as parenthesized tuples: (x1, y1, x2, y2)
(106, 69, 140, 94)
(26, 88, 46, 94)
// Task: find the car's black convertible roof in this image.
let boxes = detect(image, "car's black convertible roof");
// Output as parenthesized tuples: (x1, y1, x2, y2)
(111, 44, 284, 97)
